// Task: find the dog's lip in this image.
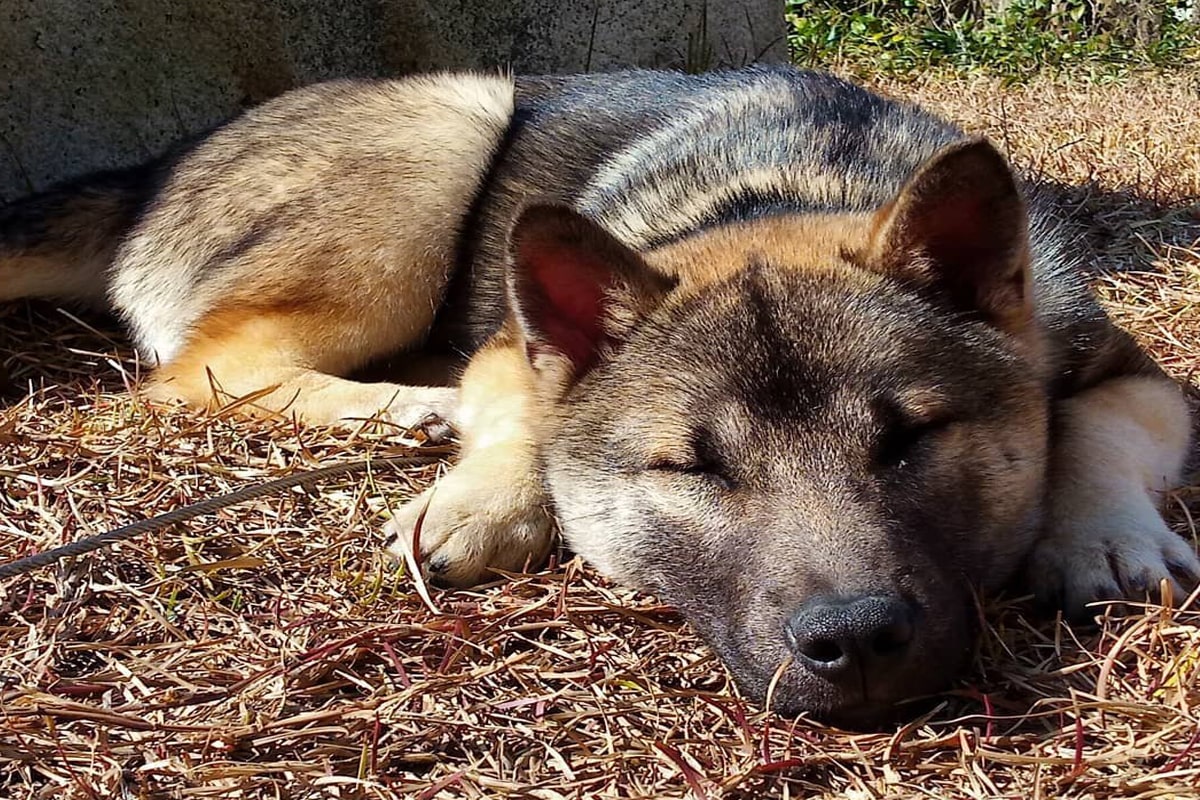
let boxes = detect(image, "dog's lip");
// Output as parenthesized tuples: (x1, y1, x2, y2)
(770, 675, 941, 730)
(796, 708, 890, 731)
(712, 649, 907, 727)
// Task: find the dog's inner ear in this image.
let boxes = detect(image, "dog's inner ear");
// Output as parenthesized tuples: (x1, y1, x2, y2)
(508, 204, 674, 383)
(869, 138, 1032, 333)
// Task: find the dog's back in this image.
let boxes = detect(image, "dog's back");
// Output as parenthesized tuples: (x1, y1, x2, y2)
(440, 67, 1121, 396)
(1, 65, 1118, 393)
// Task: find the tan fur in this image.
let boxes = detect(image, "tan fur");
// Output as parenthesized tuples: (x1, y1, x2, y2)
(383, 325, 555, 585)
(645, 213, 878, 291)
(0, 254, 105, 303)
(89, 73, 518, 427)
(0, 188, 132, 305)
(111, 73, 514, 372)
(1030, 375, 1195, 609)
(147, 306, 458, 428)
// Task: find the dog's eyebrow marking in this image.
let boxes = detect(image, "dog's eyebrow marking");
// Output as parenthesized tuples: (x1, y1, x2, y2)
(890, 387, 953, 423)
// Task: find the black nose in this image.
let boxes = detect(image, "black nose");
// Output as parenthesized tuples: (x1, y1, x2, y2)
(784, 595, 916, 681)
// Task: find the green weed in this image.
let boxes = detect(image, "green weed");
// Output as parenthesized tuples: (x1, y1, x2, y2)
(787, 0, 1199, 80)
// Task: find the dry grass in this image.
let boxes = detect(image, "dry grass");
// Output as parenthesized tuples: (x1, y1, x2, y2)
(2, 71, 1200, 799)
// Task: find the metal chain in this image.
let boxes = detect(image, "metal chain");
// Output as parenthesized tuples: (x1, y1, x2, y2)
(0, 454, 442, 580)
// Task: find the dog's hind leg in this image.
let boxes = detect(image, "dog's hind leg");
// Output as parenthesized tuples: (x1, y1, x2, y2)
(101, 72, 515, 424)
(147, 305, 458, 430)
(1029, 374, 1200, 618)
(381, 325, 555, 586)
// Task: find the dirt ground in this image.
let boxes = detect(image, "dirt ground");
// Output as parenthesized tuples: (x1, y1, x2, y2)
(2, 71, 1199, 799)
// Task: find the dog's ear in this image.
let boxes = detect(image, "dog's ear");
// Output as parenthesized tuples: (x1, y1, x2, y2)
(507, 204, 674, 385)
(869, 138, 1032, 334)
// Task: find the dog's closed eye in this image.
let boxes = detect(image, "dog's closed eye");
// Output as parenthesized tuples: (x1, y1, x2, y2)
(875, 402, 956, 470)
(646, 431, 735, 490)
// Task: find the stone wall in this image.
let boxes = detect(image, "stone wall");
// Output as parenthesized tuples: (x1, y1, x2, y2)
(0, 0, 786, 202)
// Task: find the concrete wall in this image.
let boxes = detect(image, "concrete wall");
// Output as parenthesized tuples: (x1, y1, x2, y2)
(0, 0, 787, 202)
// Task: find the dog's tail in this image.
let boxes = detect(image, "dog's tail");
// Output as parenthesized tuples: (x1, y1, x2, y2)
(0, 166, 150, 307)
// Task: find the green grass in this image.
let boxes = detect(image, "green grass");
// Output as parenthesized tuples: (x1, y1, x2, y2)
(787, 0, 1200, 81)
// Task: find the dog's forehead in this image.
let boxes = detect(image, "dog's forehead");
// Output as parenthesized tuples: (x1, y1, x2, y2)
(609, 259, 1011, 437)
(644, 212, 879, 291)
(646, 257, 925, 371)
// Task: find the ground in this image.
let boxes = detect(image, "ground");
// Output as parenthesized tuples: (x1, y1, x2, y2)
(1, 71, 1199, 799)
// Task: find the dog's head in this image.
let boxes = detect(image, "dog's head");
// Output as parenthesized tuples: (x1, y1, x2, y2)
(506, 139, 1050, 728)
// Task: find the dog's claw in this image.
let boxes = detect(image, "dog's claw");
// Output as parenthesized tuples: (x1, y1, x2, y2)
(426, 553, 450, 575)
(1029, 510, 1200, 621)
(417, 412, 456, 445)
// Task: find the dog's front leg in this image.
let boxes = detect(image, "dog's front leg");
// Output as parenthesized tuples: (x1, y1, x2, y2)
(382, 327, 556, 586)
(1029, 374, 1200, 618)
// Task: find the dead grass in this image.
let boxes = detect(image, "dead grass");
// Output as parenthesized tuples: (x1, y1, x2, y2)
(2, 71, 1199, 799)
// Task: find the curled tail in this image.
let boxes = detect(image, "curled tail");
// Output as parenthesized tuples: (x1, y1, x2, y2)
(0, 166, 150, 307)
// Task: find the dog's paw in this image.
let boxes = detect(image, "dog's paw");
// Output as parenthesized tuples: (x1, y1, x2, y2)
(1028, 505, 1200, 621)
(371, 387, 460, 440)
(381, 464, 555, 586)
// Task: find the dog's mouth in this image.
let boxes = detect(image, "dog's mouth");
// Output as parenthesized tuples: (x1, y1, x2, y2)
(760, 659, 956, 730)
(680, 591, 975, 730)
(719, 657, 964, 731)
